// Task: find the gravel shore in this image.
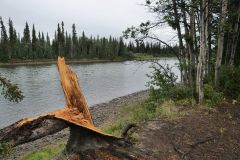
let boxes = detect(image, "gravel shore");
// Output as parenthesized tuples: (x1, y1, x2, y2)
(2, 90, 149, 160)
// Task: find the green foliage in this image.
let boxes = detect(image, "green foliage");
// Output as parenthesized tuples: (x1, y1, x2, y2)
(168, 85, 193, 101)
(204, 84, 223, 107)
(0, 76, 24, 103)
(147, 63, 177, 103)
(146, 62, 194, 112)
(219, 66, 240, 99)
(147, 63, 192, 103)
(21, 144, 65, 160)
(0, 143, 12, 156)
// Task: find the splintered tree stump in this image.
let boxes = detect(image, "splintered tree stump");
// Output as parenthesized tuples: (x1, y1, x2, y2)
(0, 57, 144, 159)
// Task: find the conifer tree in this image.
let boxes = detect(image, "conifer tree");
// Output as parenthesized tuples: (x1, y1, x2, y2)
(72, 24, 77, 58)
(57, 23, 62, 55)
(22, 22, 31, 58)
(8, 18, 16, 59)
(0, 17, 9, 61)
(32, 24, 37, 58)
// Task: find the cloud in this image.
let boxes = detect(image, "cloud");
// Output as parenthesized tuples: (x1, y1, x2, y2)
(0, 0, 175, 42)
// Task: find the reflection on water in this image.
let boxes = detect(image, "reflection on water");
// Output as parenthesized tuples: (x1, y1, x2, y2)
(0, 59, 179, 128)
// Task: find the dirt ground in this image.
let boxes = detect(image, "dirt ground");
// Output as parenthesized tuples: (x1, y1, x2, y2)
(134, 102, 240, 160)
(57, 102, 240, 160)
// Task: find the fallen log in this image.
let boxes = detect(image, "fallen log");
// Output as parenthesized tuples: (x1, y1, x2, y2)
(0, 57, 149, 159)
(0, 57, 118, 149)
(0, 57, 146, 159)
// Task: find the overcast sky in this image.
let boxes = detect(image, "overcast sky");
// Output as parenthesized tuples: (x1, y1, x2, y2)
(1, 0, 176, 42)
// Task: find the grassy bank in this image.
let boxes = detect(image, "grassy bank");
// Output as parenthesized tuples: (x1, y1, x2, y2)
(102, 99, 192, 136)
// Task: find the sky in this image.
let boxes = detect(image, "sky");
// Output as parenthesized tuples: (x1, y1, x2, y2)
(0, 0, 176, 42)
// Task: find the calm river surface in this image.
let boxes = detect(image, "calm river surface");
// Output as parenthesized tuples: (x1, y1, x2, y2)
(0, 58, 179, 128)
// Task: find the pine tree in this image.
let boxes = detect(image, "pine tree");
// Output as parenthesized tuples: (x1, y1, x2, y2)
(41, 32, 45, 58)
(0, 17, 9, 61)
(32, 24, 37, 58)
(46, 33, 52, 58)
(72, 24, 77, 58)
(61, 21, 65, 56)
(118, 37, 125, 56)
(8, 18, 16, 59)
(22, 22, 31, 58)
(57, 23, 62, 55)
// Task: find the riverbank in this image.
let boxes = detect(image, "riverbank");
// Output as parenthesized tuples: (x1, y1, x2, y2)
(0, 54, 177, 67)
(0, 59, 124, 67)
(1, 90, 149, 160)
(2, 90, 240, 160)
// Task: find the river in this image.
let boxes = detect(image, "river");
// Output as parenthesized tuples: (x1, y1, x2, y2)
(0, 58, 179, 128)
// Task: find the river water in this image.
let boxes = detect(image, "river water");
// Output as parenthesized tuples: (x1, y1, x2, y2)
(0, 58, 179, 128)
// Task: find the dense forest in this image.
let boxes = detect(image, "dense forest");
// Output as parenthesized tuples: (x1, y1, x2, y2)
(0, 18, 176, 62)
(125, 0, 240, 103)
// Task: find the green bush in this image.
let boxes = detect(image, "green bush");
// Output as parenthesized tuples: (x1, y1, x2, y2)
(168, 85, 193, 101)
(146, 63, 193, 110)
(219, 66, 240, 99)
(204, 84, 223, 106)
(147, 64, 177, 103)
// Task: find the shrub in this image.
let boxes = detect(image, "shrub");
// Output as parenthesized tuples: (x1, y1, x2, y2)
(219, 66, 240, 99)
(168, 84, 193, 101)
(146, 63, 177, 103)
(204, 84, 223, 106)
(146, 63, 194, 112)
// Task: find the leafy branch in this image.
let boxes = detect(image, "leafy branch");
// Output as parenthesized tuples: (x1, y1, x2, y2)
(0, 76, 24, 103)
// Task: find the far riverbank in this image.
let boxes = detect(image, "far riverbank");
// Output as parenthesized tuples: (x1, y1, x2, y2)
(0, 58, 124, 67)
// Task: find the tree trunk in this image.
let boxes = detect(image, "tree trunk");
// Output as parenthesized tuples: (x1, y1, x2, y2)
(196, 0, 209, 103)
(190, 0, 197, 86)
(172, 0, 186, 83)
(229, 2, 240, 66)
(214, 0, 228, 86)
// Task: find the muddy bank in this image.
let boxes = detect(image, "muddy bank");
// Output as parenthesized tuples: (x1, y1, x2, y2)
(1, 90, 149, 160)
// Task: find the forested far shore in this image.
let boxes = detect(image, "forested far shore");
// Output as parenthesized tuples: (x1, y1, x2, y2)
(0, 18, 177, 63)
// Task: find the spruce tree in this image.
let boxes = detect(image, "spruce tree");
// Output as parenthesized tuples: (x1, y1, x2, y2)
(57, 23, 62, 55)
(32, 24, 37, 58)
(46, 33, 52, 58)
(0, 17, 9, 61)
(118, 37, 125, 57)
(72, 24, 77, 58)
(8, 18, 16, 59)
(22, 22, 31, 58)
